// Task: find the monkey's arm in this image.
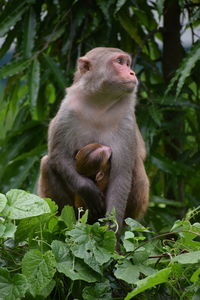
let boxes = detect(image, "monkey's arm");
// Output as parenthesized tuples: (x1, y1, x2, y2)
(47, 118, 104, 218)
(126, 122, 149, 219)
(135, 122, 146, 160)
(104, 134, 134, 233)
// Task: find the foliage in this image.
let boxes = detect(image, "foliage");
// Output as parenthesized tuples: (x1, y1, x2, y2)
(0, 0, 200, 298)
(0, 189, 200, 299)
(0, 0, 200, 230)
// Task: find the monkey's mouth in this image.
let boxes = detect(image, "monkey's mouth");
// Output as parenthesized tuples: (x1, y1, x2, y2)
(123, 79, 137, 85)
(121, 80, 137, 88)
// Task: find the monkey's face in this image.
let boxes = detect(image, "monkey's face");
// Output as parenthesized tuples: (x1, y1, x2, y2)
(75, 48, 138, 95)
(106, 53, 138, 93)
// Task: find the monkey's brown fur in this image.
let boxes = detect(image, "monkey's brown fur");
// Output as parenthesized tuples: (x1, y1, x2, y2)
(38, 47, 149, 231)
(74, 143, 111, 209)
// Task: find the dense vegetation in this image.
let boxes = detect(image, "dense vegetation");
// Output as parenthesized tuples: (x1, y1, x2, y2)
(0, 0, 200, 299)
(0, 189, 200, 299)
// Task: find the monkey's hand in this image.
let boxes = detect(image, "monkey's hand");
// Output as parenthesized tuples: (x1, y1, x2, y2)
(78, 180, 105, 220)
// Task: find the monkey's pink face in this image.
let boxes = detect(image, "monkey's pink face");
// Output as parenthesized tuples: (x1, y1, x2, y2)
(108, 53, 138, 92)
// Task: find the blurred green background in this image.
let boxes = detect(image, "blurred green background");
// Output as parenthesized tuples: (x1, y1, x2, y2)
(0, 0, 199, 231)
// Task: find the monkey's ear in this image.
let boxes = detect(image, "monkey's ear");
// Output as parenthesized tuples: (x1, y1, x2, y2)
(78, 57, 91, 74)
(96, 171, 104, 182)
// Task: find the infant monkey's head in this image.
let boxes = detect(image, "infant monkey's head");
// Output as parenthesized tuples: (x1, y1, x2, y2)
(75, 143, 112, 191)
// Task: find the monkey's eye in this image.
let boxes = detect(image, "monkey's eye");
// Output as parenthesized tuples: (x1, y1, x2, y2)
(116, 57, 124, 65)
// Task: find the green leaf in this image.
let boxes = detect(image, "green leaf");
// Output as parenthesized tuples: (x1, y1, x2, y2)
(28, 59, 40, 118)
(115, 260, 155, 284)
(0, 193, 7, 212)
(15, 214, 51, 243)
(115, 260, 140, 284)
(0, 267, 28, 300)
(166, 40, 200, 96)
(83, 280, 112, 300)
(176, 41, 200, 96)
(156, 0, 164, 17)
(122, 231, 135, 252)
(115, 0, 127, 14)
(152, 196, 184, 207)
(0, 224, 6, 238)
(39, 279, 56, 298)
(45, 83, 56, 104)
(96, 0, 112, 23)
(151, 156, 193, 175)
(22, 249, 56, 297)
(67, 223, 116, 273)
(3, 222, 17, 239)
(0, 30, 15, 59)
(52, 240, 100, 282)
(0, 59, 30, 79)
(125, 267, 171, 299)
(118, 10, 143, 48)
(2, 189, 50, 219)
(190, 268, 200, 283)
(23, 7, 36, 59)
(125, 218, 150, 232)
(0, 0, 29, 37)
(60, 205, 76, 229)
(42, 54, 66, 91)
(172, 251, 200, 264)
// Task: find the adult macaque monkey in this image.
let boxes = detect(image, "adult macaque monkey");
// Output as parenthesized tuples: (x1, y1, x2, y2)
(38, 47, 149, 231)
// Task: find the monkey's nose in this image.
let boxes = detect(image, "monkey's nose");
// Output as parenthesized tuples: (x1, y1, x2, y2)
(130, 71, 135, 76)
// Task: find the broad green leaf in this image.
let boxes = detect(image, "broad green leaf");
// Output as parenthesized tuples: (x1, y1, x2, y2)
(22, 249, 56, 297)
(172, 251, 200, 264)
(83, 280, 112, 300)
(3, 222, 17, 239)
(42, 54, 66, 91)
(123, 231, 135, 252)
(28, 59, 40, 118)
(23, 7, 36, 59)
(125, 267, 171, 299)
(2, 189, 50, 219)
(0, 193, 7, 212)
(115, 260, 155, 284)
(114, 260, 140, 284)
(125, 218, 150, 232)
(0, 59, 30, 79)
(52, 240, 100, 282)
(0, 0, 29, 37)
(60, 205, 76, 229)
(0, 267, 28, 300)
(39, 280, 56, 298)
(67, 223, 116, 273)
(15, 213, 51, 243)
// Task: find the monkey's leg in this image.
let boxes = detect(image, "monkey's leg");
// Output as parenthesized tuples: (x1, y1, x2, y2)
(38, 155, 74, 209)
(125, 157, 149, 219)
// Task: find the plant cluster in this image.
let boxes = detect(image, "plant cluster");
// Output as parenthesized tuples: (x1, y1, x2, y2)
(0, 189, 200, 299)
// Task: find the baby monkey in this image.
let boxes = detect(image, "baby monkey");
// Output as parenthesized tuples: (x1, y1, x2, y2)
(74, 143, 112, 211)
